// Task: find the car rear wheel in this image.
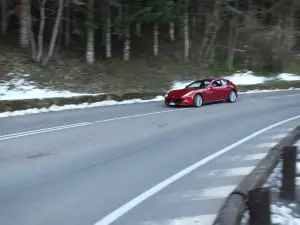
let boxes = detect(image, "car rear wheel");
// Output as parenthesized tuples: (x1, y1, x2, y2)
(227, 90, 237, 103)
(193, 94, 203, 107)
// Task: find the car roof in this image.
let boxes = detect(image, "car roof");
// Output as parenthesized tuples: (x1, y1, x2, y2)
(198, 78, 229, 81)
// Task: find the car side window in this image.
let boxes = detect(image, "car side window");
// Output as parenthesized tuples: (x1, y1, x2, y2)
(212, 80, 222, 87)
(221, 79, 228, 86)
(187, 81, 201, 88)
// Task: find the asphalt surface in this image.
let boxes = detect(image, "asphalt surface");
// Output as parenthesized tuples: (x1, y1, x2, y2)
(0, 90, 300, 225)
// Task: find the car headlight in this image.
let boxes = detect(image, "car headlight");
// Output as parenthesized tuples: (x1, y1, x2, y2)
(165, 93, 168, 97)
(182, 91, 194, 97)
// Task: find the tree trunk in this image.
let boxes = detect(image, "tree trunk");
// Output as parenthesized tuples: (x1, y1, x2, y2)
(36, 0, 47, 62)
(123, 26, 130, 60)
(43, 0, 65, 64)
(106, 4, 111, 58)
(1, 0, 7, 35)
(169, 22, 175, 41)
(20, 0, 29, 48)
(28, 1, 36, 60)
(153, 23, 158, 56)
(183, 8, 189, 61)
(86, 0, 95, 64)
(117, 5, 123, 40)
(65, 0, 70, 47)
(101, 1, 105, 43)
(136, 23, 141, 36)
(227, 19, 239, 71)
(135, 0, 142, 36)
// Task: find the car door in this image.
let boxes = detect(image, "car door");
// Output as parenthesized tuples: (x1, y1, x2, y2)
(219, 79, 231, 100)
(209, 80, 223, 101)
(201, 80, 216, 102)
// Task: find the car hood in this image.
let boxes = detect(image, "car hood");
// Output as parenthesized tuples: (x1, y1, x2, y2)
(168, 88, 203, 98)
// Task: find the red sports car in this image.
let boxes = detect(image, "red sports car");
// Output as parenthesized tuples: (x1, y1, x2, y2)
(165, 78, 238, 107)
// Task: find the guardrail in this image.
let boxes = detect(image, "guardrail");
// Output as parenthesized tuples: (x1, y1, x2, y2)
(213, 125, 300, 225)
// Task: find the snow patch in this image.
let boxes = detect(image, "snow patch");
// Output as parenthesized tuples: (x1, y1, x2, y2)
(224, 71, 270, 85)
(0, 96, 164, 118)
(277, 73, 300, 81)
(0, 73, 97, 100)
(242, 153, 300, 225)
(171, 71, 300, 90)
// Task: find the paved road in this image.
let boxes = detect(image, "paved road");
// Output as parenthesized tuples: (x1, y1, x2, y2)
(0, 90, 300, 225)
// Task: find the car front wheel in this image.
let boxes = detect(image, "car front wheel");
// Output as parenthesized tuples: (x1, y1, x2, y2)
(193, 94, 203, 107)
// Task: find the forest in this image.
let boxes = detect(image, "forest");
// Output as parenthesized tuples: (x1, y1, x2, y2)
(0, 0, 300, 81)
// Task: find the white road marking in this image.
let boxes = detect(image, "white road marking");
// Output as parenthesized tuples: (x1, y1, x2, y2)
(265, 96, 278, 99)
(287, 94, 300, 97)
(94, 114, 300, 225)
(0, 122, 93, 141)
(257, 142, 277, 148)
(243, 153, 268, 160)
(143, 215, 217, 225)
(93, 108, 186, 124)
(0, 108, 187, 141)
(220, 166, 255, 177)
(271, 134, 287, 139)
(195, 185, 237, 200)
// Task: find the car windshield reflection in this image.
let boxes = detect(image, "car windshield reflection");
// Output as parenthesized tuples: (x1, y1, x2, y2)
(186, 80, 212, 89)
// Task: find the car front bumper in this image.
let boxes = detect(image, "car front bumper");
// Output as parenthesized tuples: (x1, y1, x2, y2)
(164, 96, 193, 106)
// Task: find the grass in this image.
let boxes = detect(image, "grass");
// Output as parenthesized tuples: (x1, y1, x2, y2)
(1, 81, 300, 113)
(1, 35, 300, 100)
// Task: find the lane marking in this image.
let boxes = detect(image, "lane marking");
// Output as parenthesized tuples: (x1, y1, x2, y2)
(1, 91, 300, 141)
(243, 153, 268, 160)
(93, 108, 187, 124)
(94, 114, 300, 225)
(0, 108, 187, 141)
(195, 185, 237, 200)
(271, 134, 287, 139)
(257, 142, 277, 148)
(265, 96, 278, 99)
(287, 94, 300, 97)
(220, 166, 255, 177)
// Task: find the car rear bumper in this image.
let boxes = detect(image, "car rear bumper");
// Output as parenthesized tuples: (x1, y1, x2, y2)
(164, 97, 193, 106)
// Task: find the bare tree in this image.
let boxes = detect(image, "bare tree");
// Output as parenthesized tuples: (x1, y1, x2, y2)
(36, 0, 47, 62)
(20, 0, 29, 47)
(65, 0, 71, 47)
(227, 0, 239, 70)
(86, 0, 95, 64)
(123, 4, 130, 60)
(106, 3, 112, 58)
(43, 0, 65, 64)
(1, 0, 8, 35)
(169, 21, 175, 41)
(153, 23, 158, 56)
(183, 0, 189, 61)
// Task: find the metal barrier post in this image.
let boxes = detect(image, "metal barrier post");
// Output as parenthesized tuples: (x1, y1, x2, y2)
(281, 146, 297, 201)
(248, 187, 271, 225)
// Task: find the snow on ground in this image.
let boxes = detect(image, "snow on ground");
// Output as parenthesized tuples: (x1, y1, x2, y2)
(223, 71, 300, 85)
(278, 73, 300, 81)
(0, 70, 300, 119)
(241, 140, 300, 225)
(0, 72, 97, 100)
(171, 71, 300, 90)
(224, 71, 271, 85)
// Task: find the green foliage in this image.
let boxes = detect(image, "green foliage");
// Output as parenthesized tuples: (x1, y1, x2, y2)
(134, 0, 182, 25)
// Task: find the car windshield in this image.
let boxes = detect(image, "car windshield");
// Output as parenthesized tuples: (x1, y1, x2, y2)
(186, 80, 211, 89)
